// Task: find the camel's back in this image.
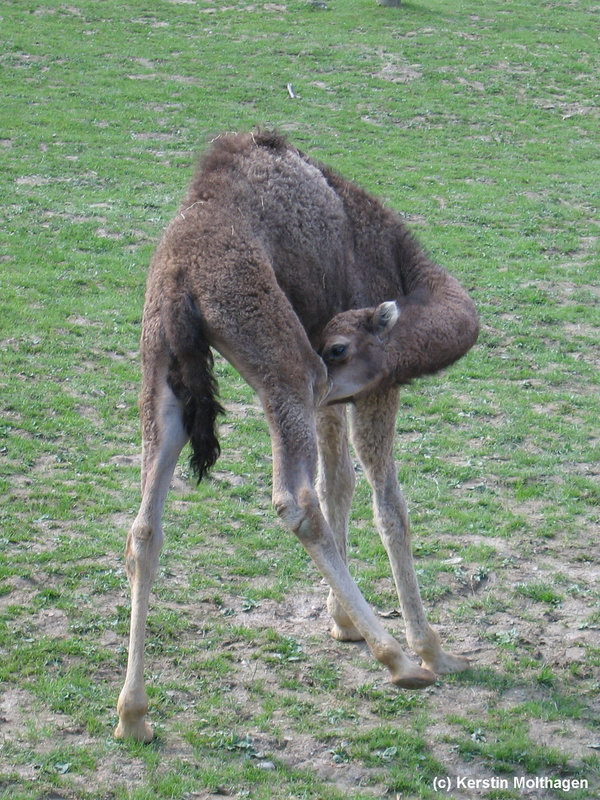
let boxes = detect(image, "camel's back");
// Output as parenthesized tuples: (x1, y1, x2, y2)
(181, 133, 359, 332)
(151, 132, 415, 344)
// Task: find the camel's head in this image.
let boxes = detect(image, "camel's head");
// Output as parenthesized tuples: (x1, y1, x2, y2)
(319, 301, 400, 404)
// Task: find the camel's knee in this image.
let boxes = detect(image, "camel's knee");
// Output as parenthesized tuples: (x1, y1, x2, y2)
(127, 518, 161, 553)
(274, 486, 323, 544)
(274, 490, 303, 530)
(124, 517, 163, 581)
(128, 517, 153, 545)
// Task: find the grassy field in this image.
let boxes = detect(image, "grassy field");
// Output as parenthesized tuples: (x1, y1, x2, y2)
(1, 0, 599, 798)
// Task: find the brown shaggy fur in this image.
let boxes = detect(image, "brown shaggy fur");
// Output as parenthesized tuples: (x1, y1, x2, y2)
(150, 130, 478, 476)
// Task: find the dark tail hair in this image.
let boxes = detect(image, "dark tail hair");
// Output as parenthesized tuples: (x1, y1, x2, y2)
(163, 293, 224, 482)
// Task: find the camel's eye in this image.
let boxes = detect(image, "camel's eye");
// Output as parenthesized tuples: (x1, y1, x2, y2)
(326, 342, 348, 361)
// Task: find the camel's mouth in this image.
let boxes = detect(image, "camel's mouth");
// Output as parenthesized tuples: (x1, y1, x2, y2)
(322, 379, 356, 406)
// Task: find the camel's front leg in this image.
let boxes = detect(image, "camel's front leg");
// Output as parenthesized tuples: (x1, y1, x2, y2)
(316, 406, 363, 642)
(350, 388, 469, 677)
(276, 482, 435, 688)
(115, 382, 188, 741)
(265, 383, 435, 690)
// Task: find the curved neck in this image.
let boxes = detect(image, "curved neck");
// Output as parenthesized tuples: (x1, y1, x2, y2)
(390, 271, 479, 383)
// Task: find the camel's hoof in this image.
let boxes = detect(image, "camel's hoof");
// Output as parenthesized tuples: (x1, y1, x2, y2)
(114, 717, 154, 743)
(330, 622, 364, 642)
(390, 663, 436, 690)
(423, 651, 470, 676)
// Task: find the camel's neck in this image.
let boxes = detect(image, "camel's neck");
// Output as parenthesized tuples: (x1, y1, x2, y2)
(388, 269, 479, 384)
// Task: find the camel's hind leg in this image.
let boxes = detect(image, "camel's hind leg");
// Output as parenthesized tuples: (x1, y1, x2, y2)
(316, 406, 362, 642)
(350, 388, 469, 676)
(115, 363, 188, 742)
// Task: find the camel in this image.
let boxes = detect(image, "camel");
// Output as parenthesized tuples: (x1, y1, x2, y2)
(115, 131, 479, 742)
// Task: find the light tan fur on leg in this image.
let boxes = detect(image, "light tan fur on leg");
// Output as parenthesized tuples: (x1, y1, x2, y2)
(315, 406, 363, 641)
(115, 381, 188, 741)
(350, 388, 469, 676)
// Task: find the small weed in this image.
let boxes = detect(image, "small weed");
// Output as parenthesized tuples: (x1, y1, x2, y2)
(452, 713, 570, 775)
(536, 664, 556, 688)
(491, 628, 522, 648)
(262, 632, 305, 664)
(307, 658, 340, 691)
(515, 582, 564, 607)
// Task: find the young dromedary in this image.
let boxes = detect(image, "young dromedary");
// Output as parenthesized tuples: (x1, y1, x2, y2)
(115, 131, 479, 742)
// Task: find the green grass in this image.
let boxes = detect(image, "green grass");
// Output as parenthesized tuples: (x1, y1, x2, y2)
(1, 0, 599, 798)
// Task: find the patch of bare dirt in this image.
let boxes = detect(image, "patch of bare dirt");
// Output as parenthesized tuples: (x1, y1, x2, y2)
(373, 51, 422, 84)
(0, 688, 147, 793)
(224, 586, 330, 637)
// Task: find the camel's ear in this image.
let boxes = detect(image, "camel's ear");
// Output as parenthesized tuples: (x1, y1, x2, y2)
(372, 301, 400, 338)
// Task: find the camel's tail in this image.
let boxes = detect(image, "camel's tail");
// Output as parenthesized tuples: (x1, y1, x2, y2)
(163, 293, 224, 482)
